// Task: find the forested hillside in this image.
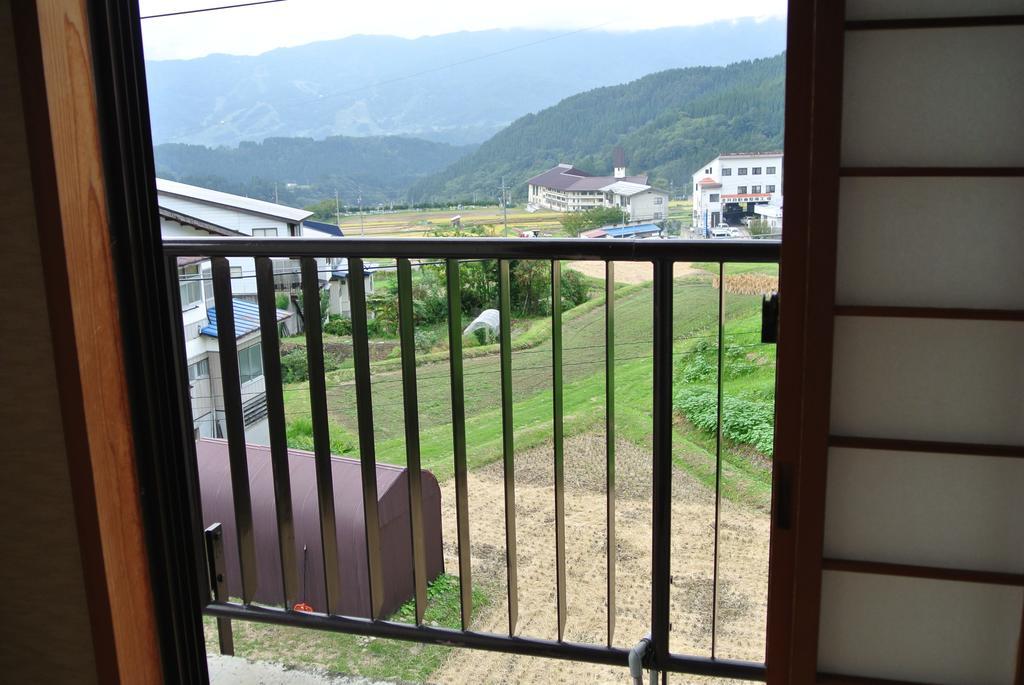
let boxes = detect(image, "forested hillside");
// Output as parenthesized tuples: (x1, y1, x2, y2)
(408, 54, 785, 202)
(154, 135, 475, 207)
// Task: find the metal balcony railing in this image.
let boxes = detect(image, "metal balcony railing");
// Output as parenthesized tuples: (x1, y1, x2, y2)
(162, 236, 780, 681)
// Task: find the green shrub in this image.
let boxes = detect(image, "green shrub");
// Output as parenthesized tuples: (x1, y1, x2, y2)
(279, 345, 342, 383)
(323, 316, 352, 337)
(673, 387, 775, 455)
(559, 268, 590, 311)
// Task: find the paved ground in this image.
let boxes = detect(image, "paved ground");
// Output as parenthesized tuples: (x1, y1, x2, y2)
(208, 654, 402, 684)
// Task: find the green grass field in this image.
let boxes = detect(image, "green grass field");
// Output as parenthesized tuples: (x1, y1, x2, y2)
(221, 262, 776, 679)
(280, 263, 774, 507)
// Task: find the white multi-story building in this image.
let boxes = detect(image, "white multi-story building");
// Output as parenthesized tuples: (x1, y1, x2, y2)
(526, 163, 670, 223)
(691, 152, 783, 234)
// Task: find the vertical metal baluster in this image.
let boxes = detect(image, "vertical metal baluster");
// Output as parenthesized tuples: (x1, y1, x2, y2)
(711, 262, 726, 657)
(165, 255, 211, 603)
(446, 259, 474, 630)
(397, 258, 428, 625)
(255, 257, 300, 610)
(498, 259, 519, 635)
(348, 256, 386, 619)
(301, 257, 341, 615)
(651, 259, 673, 667)
(605, 260, 617, 647)
(211, 257, 258, 604)
(205, 523, 234, 655)
(552, 260, 567, 642)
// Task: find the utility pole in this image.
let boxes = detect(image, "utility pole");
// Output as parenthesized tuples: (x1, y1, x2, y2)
(335, 189, 341, 227)
(358, 188, 364, 236)
(274, 182, 279, 204)
(501, 176, 509, 237)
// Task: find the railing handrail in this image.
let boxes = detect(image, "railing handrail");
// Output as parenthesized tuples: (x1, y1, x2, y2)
(161, 236, 780, 262)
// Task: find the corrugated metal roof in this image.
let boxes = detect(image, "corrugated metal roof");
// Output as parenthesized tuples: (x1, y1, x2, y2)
(303, 219, 344, 237)
(157, 178, 313, 223)
(602, 223, 662, 237)
(201, 298, 291, 338)
(600, 180, 652, 196)
(195, 438, 444, 617)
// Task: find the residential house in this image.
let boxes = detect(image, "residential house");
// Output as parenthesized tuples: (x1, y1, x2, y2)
(161, 208, 292, 445)
(302, 219, 377, 317)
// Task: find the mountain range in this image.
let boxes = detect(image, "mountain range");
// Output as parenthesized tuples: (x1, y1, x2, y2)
(145, 21, 786, 147)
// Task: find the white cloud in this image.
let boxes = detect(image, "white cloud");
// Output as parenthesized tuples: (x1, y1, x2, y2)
(140, 0, 786, 61)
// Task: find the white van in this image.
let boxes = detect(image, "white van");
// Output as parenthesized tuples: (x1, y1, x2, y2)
(709, 227, 732, 239)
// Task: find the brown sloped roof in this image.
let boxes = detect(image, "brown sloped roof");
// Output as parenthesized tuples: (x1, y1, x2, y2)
(195, 438, 444, 617)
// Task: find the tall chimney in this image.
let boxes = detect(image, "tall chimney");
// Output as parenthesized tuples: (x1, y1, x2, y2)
(612, 146, 626, 179)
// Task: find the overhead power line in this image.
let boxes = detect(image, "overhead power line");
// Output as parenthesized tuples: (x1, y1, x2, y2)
(141, 0, 286, 20)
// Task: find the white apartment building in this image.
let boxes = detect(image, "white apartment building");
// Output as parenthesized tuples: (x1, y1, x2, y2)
(691, 152, 783, 234)
(526, 164, 670, 222)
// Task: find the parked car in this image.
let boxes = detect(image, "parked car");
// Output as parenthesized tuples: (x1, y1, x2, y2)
(726, 226, 743, 237)
(709, 227, 732, 239)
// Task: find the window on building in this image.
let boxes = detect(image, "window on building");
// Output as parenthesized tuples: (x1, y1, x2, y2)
(178, 264, 202, 309)
(188, 358, 210, 381)
(767, 166, 777, 174)
(252, 227, 278, 236)
(738, 168, 748, 175)
(705, 167, 711, 173)
(695, 183, 698, 191)
(722, 168, 732, 176)
(737, 186, 748, 194)
(238, 343, 263, 384)
(767, 184, 776, 193)
(752, 167, 762, 175)
(654, 196, 663, 204)
(230, 266, 243, 279)
(752, 185, 762, 193)
(709, 193, 720, 202)
(654, 212, 663, 219)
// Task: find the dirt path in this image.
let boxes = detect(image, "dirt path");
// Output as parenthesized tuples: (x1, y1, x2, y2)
(432, 434, 769, 684)
(567, 261, 704, 284)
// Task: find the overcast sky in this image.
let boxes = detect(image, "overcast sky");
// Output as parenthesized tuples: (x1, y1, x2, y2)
(140, 0, 787, 61)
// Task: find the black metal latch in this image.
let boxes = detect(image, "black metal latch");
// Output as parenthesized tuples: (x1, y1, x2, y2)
(761, 292, 779, 344)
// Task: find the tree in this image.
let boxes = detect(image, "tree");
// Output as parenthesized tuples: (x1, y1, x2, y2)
(560, 206, 628, 236)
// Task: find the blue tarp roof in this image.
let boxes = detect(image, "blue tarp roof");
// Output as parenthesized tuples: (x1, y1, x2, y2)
(303, 220, 344, 237)
(201, 299, 291, 339)
(602, 223, 661, 237)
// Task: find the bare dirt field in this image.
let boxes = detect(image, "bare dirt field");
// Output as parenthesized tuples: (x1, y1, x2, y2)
(433, 433, 770, 684)
(567, 261, 703, 284)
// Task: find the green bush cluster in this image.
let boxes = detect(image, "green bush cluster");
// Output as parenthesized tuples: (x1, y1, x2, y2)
(279, 344, 343, 383)
(673, 387, 775, 456)
(323, 316, 352, 337)
(364, 262, 593, 337)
